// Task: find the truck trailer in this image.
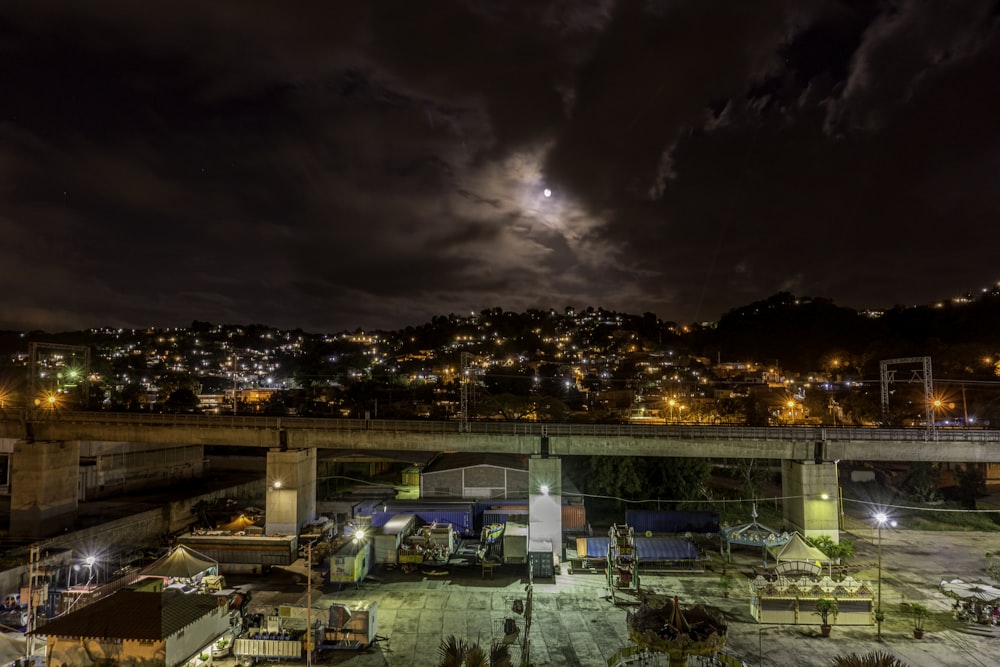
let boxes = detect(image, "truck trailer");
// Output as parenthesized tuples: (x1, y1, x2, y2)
(233, 602, 379, 665)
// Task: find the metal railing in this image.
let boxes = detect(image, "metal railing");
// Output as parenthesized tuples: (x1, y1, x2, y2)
(7, 410, 1000, 444)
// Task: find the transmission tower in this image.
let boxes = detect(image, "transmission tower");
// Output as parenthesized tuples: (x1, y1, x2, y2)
(459, 352, 472, 432)
(879, 356, 934, 431)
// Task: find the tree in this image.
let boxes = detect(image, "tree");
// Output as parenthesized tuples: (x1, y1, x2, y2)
(830, 651, 911, 666)
(582, 456, 648, 505)
(437, 635, 488, 667)
(808, 535, 855, 562)
(165, 387, 200, 413)
(955, 463, 987, 509)
(644, 458, 712, 507)
(899, 463, 941, 502)
(118, 382, 148, 411)
(814, 597, 838, 628)
(733, 458, 774, 500)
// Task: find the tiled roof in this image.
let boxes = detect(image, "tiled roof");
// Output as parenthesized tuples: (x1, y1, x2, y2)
(33, 590, 218, 640)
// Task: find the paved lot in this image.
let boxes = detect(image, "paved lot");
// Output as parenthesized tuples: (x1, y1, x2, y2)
(217, 528, 1000, 667)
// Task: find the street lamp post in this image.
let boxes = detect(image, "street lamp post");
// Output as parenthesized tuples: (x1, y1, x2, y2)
(874, 512, 888, 640)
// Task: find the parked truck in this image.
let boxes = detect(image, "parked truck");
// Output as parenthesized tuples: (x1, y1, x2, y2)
(233, 601, 378, 665)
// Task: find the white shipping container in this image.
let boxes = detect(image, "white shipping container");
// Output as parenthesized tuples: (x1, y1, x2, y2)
(503, 522, 528, 564)
(373, 514, 416, 564)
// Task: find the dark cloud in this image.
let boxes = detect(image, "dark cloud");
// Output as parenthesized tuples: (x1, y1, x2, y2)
(0, 1, 997, 333)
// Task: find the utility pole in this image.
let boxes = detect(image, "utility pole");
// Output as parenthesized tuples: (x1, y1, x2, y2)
(26, 546, 40, 662)
(232, 353, 238, 415)
(306, 543, 312, 667)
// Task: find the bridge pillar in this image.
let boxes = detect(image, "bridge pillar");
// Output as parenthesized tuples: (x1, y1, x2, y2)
(528, 456, 562, 564)
(265, 448, 317, 537)
(10, 440, 80, 539)
(781, 460, 840, 542)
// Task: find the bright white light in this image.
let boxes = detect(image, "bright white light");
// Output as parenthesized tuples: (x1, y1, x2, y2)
(354, 528, 366, 542)
(85, 556, 96, 567)
(273, 481, 282, 489)
(543, 188, 552, 198)
(540, 484, 550, 496)
(875, 512, 888, 525)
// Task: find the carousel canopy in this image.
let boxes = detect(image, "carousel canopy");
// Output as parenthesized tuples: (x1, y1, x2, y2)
(720, 520, 791, 548)
(940, 578, 1000, 603)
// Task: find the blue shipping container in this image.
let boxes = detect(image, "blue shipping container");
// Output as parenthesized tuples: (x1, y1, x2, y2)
(624, 510, 719, 535)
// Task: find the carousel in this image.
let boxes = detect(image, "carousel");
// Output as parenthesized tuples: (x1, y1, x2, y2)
(719, 504, 792, 566)
(627, 595, 727, 667)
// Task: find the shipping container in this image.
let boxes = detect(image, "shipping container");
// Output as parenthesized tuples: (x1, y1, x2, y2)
(380, 502, 476, 537)
(372, 514, 416, 564)
(624, 510, 719, 535)
(503, 522, 528, 564)
(561, 504, 587, 531)
(177, 533, 298, 573)
(328, 540, 372, 585)
(528, 538, 554, 578)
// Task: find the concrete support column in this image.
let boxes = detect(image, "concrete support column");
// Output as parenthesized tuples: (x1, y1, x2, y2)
(11, 440, 80, 539)
(265, 448, 316, 536)
(781, 459, 840, 542)
(528, 456, 562, 561)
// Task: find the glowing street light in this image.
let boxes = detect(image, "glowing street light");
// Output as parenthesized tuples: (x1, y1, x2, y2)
(873, 512, 896, 640)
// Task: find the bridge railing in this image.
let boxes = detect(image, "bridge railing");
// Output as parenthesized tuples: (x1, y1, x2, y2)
(11, 411, 1000, 443)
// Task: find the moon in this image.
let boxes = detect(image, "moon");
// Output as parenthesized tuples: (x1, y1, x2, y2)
(543, 188, 552, 198)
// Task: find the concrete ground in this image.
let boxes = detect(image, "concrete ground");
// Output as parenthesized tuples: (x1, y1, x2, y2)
(213, 527, 1000, 667)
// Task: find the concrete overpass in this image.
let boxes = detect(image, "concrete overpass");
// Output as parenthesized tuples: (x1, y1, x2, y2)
(3, 411, 999, 543)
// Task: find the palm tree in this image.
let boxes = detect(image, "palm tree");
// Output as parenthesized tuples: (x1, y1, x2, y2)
(437, 635, 467, 667)
(437, 635, 489, 667)
(830, 650, 911, 666)
(814, 597, 839, 629)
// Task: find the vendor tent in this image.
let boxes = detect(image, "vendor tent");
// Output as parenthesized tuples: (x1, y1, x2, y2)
(219, 515, 258, 532)
(141, 545, 218, 579)
(0, 633, 26, 666)
(768, 532, 830, 565)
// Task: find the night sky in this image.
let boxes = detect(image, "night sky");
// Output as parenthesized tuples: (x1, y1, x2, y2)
(3, 1, 999, 333)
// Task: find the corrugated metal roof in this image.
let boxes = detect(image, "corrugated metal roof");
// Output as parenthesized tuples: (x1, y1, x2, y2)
(422, 452, 529, 473)
(582, 537, 700, 561)
(32, 591, 218, 640)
